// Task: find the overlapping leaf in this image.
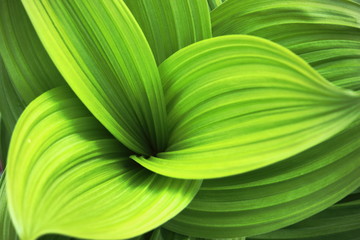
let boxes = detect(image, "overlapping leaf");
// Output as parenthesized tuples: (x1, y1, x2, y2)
(250, 188, 360, 240)
(3, 0, 360, 239)
(0, 174, 18, 240)
(6, 87, 201, 240)
(1, 173, 79, 240)
(133, 35, 360, 179)
(149, 227, 245, 240)
(163, 118, 360, 238)
(128, 233, 153, 240)
(211, 0, 360, 90)
(22, 0, 168, 155)
(0, 56, 25, 166)
(207, 0, 226, 11)
(138, 188, 360, 240)
(0, 0, 65, 104)
(0, 116, 6, 171)
(125, 0, 212, 64)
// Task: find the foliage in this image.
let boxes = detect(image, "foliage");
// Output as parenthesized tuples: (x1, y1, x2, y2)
(1, 0, 360, 240)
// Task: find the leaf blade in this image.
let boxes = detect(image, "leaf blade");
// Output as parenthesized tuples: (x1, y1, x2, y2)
(211, 0, 360, 91)
(0, 0, 65, 104)
(125, 0, 212, 64)
(22, 0, 168, 155)
(0, 174, 19, 240)
(249, 189, 360, 240)
(164, 119, 360, 238)
(133, 35, 360, 179)
(0, 56, 25, 167)
(6, 87, 201, 240)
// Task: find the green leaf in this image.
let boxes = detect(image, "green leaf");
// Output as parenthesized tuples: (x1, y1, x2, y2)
(127, 232, 154, 240)
(22, 0, 168, 156)
(6, 87, 201, 240)
(39, 236, 78, 240)
(163, 119, 360, 238)
(125, 0, 212, 64)
(132, 35, 360, 179)
(211, 0, 360, 91)
(150, 227, 245, 240)
(0, 174, 19, 240)
(1, 173, 80, 240)
(0, 0, 65, 104)
(250, 189, 360, 240)
(207, 0, 226, 11)
(150, 228, 190, 240)
(0, 56, 25, 167)
(0, 116, 6, 171)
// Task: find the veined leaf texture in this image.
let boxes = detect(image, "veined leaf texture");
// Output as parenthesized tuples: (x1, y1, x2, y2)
(1, 0, 360, 239)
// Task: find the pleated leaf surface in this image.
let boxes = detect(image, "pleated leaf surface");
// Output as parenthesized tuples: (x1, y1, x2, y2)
(249, 188, 360, 240)
(163, 118, 360, 237)
(22, 0, 168, 155)
(6, 87, 201, 240)
(0, 0, 65, 104)
(211, 0, 360, 91)
(133, 35, 360, 179)
(125, 0, 212, 64)
(0, 56, 25, 166)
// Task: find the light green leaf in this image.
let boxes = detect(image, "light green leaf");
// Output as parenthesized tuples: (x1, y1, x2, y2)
(132, 35, 360, 179)
(1, 173, 80, 240)
(6, 87, 201, 240)
(22, 0, 168, 156)
(250, 189, 360, 240)
(163, 119, 360, 238)
(125, 0, 212, 65)
(211, 0, 360, 91)
(0, 0, 65, 104)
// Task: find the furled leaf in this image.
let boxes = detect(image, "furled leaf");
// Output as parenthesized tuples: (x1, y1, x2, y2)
(0, 0, 65, 104)
(22, 0, 168, 156)
(163, 118, 360, 238)
(125, 0, 212, 64)
(211, 0, 360, 91)
(132, 35, 360, 179)
(249, 188, 360, 240)
(6, 87, 201, 240)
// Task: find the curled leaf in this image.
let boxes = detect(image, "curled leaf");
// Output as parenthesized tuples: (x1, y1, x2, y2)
(22, 0, 168, 155)
(6, 87, 201, 240)
(133, 35, 360, 179)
